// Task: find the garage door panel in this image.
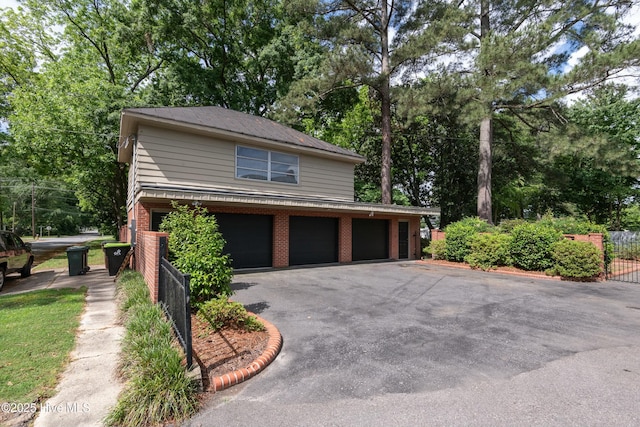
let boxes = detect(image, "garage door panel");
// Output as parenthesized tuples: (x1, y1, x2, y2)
(215, 213, 273, 269)
(290, 216, 338, 266)
(352, 218, 388, 261)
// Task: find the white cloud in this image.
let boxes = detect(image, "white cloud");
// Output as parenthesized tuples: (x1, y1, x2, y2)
(627, 3, 640, 36)
(565, 45, 590, 69)
(562, 3, 640, 104)
(0, 0, 18, 10)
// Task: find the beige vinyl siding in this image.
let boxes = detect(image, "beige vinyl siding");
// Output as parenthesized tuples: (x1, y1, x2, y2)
(134, 125, 355, 201)
(126, 143, 138, 211)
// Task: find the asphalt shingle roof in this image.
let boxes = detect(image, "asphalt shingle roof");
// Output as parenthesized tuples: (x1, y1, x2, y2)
(124, 106, 364, 161)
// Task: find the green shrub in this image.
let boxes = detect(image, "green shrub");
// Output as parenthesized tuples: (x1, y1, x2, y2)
(615, 244, 640, 260)
(160, 202, 234, 306)
(198, 297, 265, 332)
(444, 217, 493, 262)
(620, 205, 640, 231)
(509, 222, 563, 271)
(546, 217, 612, 271)
(546, 216, 593, 235)
(465, 233, 512, 271)
(551, 239, 603, 279)
(424, 239, 446, 260)
(107, 272, 198, 427)
(497, 218, 527, 233)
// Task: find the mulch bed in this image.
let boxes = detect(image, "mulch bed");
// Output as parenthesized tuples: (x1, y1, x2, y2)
(190, 314, 270, 391)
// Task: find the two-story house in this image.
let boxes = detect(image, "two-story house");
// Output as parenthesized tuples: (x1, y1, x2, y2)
(118, 106, 439, 269)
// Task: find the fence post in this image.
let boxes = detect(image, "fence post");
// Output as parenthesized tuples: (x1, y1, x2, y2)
(183, 274, 193, 369)
(158, 236, 167, 303)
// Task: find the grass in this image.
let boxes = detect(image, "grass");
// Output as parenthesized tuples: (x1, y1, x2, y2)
(34, 238, 115, 271)
(0, 288, 87, 403)
(105, 271, 198, 427)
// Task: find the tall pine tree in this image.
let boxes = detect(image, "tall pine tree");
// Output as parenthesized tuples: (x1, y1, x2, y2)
(444, 0, 640, 223)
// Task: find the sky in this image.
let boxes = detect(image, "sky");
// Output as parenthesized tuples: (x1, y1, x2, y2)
(0, 0, 17, 9)
(0, 0, 638, 95)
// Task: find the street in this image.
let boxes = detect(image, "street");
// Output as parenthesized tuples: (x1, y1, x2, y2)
(30, 231, 102, 265)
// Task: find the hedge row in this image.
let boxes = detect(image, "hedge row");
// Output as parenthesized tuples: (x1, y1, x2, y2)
(425, 217, 608, 280)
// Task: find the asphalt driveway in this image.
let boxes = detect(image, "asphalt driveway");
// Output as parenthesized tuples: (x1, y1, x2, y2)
(186, 261, 640, 427)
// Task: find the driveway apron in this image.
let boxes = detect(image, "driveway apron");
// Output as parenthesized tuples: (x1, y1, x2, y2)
(186, 261, 640, 427)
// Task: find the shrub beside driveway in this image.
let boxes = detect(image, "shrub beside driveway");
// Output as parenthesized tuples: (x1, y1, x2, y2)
(425, 216, 609, 279)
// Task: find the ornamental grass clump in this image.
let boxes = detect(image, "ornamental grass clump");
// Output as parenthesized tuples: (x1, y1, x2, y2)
(107, 272, 199, 427)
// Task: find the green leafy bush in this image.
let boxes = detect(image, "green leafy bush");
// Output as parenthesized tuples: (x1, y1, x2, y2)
(198, 297, 265, 332)
(497, 218, 527, 233)
(545, 217, 612, 271)
(160, 202, 234, 306)
(551, 239, 603, 279)
(545, 216, 593, 234)
(465, 233, 512, 271)
(618, 244, 640, 260)
(444, 217, 493, 262)
(424, 239, 446, 260)
(509, 222, 563, 271)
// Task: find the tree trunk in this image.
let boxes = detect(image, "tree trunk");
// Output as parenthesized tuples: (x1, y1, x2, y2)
(477, 0, 492, 223)
(477, 116, 493, 223)
(380, 0, 392, 205)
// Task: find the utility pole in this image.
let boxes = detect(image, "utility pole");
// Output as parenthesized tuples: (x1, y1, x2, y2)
(12, 202, 16, 232)
(32, 182, 36, 239)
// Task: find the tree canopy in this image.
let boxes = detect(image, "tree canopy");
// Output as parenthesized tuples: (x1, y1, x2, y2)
(0, 0, 638, 233)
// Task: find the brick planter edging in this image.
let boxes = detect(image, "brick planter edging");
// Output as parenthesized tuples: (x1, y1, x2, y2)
(211, 315, 283, 392)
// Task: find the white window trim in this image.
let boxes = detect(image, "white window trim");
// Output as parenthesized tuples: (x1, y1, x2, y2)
(235, 145, 299, 185)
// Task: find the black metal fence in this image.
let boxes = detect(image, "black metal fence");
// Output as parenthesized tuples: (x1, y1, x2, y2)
(158, 236, 193, 368)
(607, 231, 640, 283)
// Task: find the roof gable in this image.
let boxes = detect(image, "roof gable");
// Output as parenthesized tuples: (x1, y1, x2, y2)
(119, 106, 364, 163)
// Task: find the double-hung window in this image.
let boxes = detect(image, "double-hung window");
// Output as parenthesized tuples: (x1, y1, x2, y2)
(236, 146, 299, 184)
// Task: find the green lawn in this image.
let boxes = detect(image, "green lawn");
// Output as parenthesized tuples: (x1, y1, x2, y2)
(34, 238, 113, 271)
(0, 288, 86, 403)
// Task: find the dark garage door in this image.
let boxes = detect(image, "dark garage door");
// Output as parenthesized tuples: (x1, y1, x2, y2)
(289, 216, 338, 266)
(352, 218, 389, 261)
(151, 211, 169, 231)
(215, 213, 273, 269)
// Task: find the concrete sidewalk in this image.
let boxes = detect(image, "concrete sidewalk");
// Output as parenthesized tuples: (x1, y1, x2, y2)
(5, 267, 124, 427)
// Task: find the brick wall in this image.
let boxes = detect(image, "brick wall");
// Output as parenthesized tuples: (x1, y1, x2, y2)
(431, 229, 445, 241)
(136, 230, 168, 303)
(135, 202, 151, 233)
(273, 212, 289, 268)
(566, 233, 604, 253)
(133, 200, 423, 270)
(339, 216, 352, 263)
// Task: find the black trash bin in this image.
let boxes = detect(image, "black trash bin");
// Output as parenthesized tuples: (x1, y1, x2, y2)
(101, 240, 117, 268)
(104, 242, 131, 276)
(66, 246, 90, 276)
